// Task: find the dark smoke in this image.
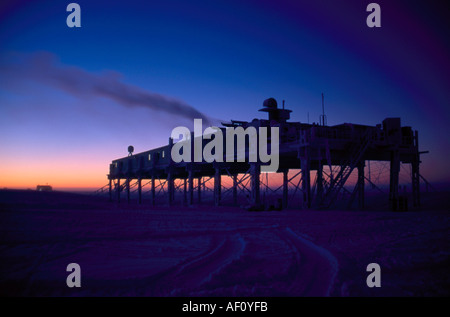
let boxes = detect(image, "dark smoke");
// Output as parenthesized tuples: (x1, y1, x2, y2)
(0, 51, 212, 124)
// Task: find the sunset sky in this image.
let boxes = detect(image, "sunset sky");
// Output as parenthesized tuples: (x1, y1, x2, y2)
(0, 0, 449, 190)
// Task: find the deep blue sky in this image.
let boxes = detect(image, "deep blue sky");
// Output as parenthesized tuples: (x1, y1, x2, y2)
(0, 0, 449, 188)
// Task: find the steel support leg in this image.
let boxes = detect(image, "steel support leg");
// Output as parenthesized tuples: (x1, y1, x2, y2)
(250, 163, 260, 206)
(214, 169, 221, 206)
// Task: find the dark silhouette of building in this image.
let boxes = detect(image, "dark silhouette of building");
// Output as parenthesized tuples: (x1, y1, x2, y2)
(108, 98, 423, 210)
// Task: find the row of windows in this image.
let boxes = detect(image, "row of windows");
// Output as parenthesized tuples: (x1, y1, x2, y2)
(148, 150, 165, 161)
(112, 150, 166, 169)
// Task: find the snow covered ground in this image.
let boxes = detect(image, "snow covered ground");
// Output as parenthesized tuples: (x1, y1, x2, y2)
(0, 190, 448, 296)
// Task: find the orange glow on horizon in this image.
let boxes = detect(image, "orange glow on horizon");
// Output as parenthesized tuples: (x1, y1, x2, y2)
(2, 155, 419, 192)
(0, 157, 109, 190)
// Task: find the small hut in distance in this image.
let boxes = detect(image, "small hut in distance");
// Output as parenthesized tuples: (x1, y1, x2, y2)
(36, 185, 52, 191)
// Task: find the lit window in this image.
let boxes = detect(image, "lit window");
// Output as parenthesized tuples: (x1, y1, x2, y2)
(162, 151, 165, 158)
(148, 154, 151, 161)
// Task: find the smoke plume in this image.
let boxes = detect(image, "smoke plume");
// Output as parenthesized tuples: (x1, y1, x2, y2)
(0, 51, 212, 124)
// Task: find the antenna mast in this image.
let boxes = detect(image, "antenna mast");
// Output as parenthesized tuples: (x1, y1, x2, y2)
(320, 93, 327, 126)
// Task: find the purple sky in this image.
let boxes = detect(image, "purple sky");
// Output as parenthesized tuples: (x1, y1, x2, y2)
(0, 0, 449, 189)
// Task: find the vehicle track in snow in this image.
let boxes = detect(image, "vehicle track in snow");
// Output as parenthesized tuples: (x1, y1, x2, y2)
(276, 227, 338, 296)
(145, 232, 246, 296)
(145, 226, 339, 296)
